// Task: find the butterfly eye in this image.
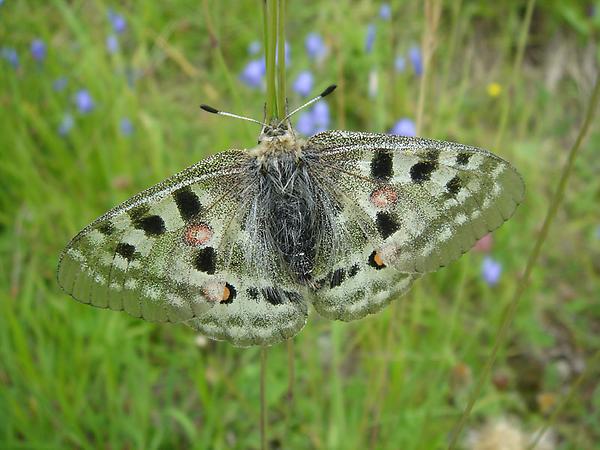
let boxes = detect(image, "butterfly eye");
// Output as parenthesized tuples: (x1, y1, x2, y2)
(368, 250, 386, 269)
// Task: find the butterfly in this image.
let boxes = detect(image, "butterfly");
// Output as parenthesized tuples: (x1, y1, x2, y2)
(57, 85, 524, 347)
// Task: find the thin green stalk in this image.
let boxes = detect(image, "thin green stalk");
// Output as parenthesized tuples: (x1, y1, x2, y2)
(528, 350, 600, 450)
(448, 76, 600, 449)
(415, 0, 441, 135)
(264, 0, 278, 120)
(260, 346, 268, 450)
(285, 338, 295, 434)
(286, 339, 295, 405)
(328, 322, 346, 449)
(262, 0, 269, 117)
(276, 0, 287, 118)
(493, 0, 536, 150)
(434, 0, 463, 135)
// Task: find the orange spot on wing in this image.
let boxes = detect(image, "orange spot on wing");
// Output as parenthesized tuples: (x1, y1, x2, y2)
(222, 285, 231, 302)
(374, 251, 385, 267)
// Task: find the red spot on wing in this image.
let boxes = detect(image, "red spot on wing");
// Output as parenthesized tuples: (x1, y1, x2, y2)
(203, 281, 224, 302)
(184, 223, 213, 246)
(370, 185, 398, 209)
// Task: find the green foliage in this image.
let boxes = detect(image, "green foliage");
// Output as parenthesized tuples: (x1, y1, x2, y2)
(1, 1, 599, 449)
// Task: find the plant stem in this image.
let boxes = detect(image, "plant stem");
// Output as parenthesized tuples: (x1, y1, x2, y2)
(276, 0, 287, 118)
(415, 0, 441, 135)
(448, 76, 600, 449)
(286, 338, 295, 404)
(493, 0, 536, 150)
(264, 0, 278, 120)
(285, 338, 295, 434)
(527, 350, 600, 450)
(260, 346, 268, 450)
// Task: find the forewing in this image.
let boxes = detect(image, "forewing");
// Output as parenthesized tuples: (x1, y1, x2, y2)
(58, 150, 308, 346)
(308, 130, 524, 274)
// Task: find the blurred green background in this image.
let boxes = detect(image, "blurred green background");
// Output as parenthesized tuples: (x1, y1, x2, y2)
(1, 1, 599, 449)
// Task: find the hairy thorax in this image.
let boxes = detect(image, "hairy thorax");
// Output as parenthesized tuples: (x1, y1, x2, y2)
(247, 130, 305, 164)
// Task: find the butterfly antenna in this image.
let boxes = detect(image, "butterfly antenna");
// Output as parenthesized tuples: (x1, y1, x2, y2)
(279, 84, 337, 125)
(200, 104, 267, 127)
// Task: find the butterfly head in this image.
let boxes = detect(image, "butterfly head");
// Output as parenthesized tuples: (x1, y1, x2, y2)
(258, 119, 294, 143)
(252, 119, 301, 159)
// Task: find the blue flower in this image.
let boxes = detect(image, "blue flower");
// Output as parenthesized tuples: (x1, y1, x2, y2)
(409, 45, 423, 76)
(305, 32, 326, 60)
(394, 56, 406, 72)
(293, 71, 314, 97)
(248, 40, 261, 55)
(1, 47, 19, 69)
(481, 257, 502, 286)
(239, 59, 265, 88)
(58, 113, 74, 136)
(53, 77, 68, 91)
(30, 39, 46, 62)
(312, 101, 330, 132)
(379, 4, 391, 20)
(120, 117, 133, 136)
(365, 24, 376, 53)
(368, 69, 378, 98)
(295, 101, 330, 136)
(108, 9, 126, 34)
(74, 89, 94, 114)
(296, 111, 314, 136)
(106, 34, 119, 53)
(390, 118, 416, 136)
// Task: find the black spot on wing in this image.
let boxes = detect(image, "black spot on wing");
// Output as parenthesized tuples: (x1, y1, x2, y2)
(262, 287, 284, 305)
(376, 212, 400, 239)
(194, 247, 216, 274)
(247, 287, 259, 300)
(349, 264, 360, 277)
(446, 175, 462, 195)
(261, 287, 301, 306)
(456, 152, 471, 166)
(370, 149, 394, 180)
(133, 215, 166, 236)
(410, 161, 436, 183)
(97, 221, 115, 236)
(425, 149, 440, 162)
(368, 251, 386, 270)
(284, 290, 302, 303)
(115, 242, 136, 262)
(330, 268, 346, 288)
(173, 186, 203, 222)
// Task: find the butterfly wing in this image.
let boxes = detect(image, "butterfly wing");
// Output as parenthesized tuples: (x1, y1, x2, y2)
(305, 130, 524, 320)
(58, 150, 308, 346)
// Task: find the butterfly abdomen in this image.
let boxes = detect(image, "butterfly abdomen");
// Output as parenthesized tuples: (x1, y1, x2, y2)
(243, 151, 335, 283)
